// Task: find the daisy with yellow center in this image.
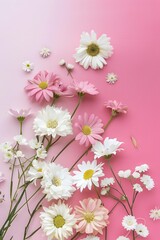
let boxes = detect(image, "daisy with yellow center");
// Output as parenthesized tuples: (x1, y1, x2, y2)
(73, 160, 104, 192)
(75, 113, 104, 147)
(75, 198, 109, 235)
(40, 201, 76, 240)
(74, 30, 113, 69)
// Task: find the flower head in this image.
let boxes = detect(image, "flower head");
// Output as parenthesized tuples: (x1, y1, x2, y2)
(9, 109, 31, 122)
(41, 162, 75, 200)
(82, 236, 100, 240)
(133, 183, 143, 193)
(14, 135, 28, 145)
(122, 215, 137, 231)
(135, 164, 149, 173)
(116, 237, 130, 240)
(75, 198, 109, 235)
(105, 100, 128, 116)
(73, 160, 104, 192)
(22, 60, 34, 72)
(106, 73, 117, 84)
(140, 174, 155, 190)
(135, 224, 149, 237)
(118, 170, 131, 178)
(25, 71, 60, 102)
(74, 30, 113, 69)
(92, 137, 123, 159)
(33, 105, 72, 138)
(75, 113, 104, 147)
(40, 47, 51, 58)
(101, 177, 115, 187)
(70, 80, 98, 96)
(40, 201, 76, 240)
(26, 159, 46, 185)
(149, 207, 160, 220)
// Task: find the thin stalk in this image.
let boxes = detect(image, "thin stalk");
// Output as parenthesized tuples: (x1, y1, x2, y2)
(70, 232, 80, 240)
(104, 115, 114, 130)
(71, 96, 83, 118)
(25, 226, 41, 239)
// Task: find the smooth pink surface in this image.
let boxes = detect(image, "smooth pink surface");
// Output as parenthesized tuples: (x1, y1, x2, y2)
(0, 0, 160, 239)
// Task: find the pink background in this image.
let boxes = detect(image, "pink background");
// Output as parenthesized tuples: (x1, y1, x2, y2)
(0, 0, 160, 239)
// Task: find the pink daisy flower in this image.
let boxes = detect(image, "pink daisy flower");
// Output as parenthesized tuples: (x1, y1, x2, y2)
(69, 80, 98, 96)
(75, 113, 104, 147)
(25, 71, 60, 102)
(9, 109, 32, 123)
(105, 100, 128, 115)
(75, 198, 109, 235)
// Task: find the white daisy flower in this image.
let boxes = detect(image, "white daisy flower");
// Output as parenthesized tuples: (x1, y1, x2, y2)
(15, 150, 25, 158)
(116, 237, 130, 240)
(73, 160, 104, 192)
(118, 170, 131, 178)
(33, 105, 73, 138)
(40, 47, 51, 58)
(29, 138, 42, 149)
(135, 223, 149, 237)
(135, 164, 149, 173)
(0, 142, 12, 152)
(133, 183, 143, 193)
(140, 174, 155, 190)
(74, 30, 113, 70)
(36, 146, 47, 159)
(41, 162, 75, 200)
(106, 73, 117, 84)
(40, 201, 76, 240)
(22, 60, 34, 72)
(132, 171, 140, 179)
(82, 236, 100, 240)
(122, 215, 137, 231)
(149, 207, 160, 220)
(92, 137, 123, 159)
(26, 159, 46, 185)
(101, 177, 115, 187)
(14, 135, 28, 145)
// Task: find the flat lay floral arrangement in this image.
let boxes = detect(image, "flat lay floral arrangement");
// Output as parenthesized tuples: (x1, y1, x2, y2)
(0, 30, 159, 240)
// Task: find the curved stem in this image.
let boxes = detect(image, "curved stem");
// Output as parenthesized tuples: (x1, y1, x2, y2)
(71, 96, 83, 118)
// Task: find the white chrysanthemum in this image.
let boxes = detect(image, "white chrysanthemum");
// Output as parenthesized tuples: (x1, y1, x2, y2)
(82, 236, 100, 240)
(132, 171, 140, 179)
(116, 237, 130, 240)
(29, 138, 42, 149)
(14, 135, 28, 145)
(135, 224, 149, 237)
(74, 30, 113, 70)
(106, 73, 117, 84)
(15, 150, 25, 158)
(135, 164, 149, 173)
(140, 174, 155, 190)
(33, 105, 73, 138)
(22, 60, 34, 72)
(149, 207, 160, 220)
(133, 183, 143, 193)
(36, 146, 47, 159)
(118, 170, 131, 178)
(122, 215, 137, 231)
(40, 47, 51, 58)
(92, 137, 123, 159)
(40, 201, 76, 240)
(41, 162, 75, 200)
(0, 142, 12, 152)
(101, 177, 115, 187)
(26, 159, 46, 185)
(73, 160, 104, 192)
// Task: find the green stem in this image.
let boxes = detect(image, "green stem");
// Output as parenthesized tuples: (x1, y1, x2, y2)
(25, 226, 41, 239)
(104, 115, 114, 130)
(71, 96, 83, 118)
(19, 121, 23, 135)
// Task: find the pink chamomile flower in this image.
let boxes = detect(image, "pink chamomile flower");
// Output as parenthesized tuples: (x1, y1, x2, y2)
(69, 80, 98, 96)
(75, 113, 104, 147)
(25, 70, 60, 102)
(105, 100, 128, 116)
(74, 198, 109, 235)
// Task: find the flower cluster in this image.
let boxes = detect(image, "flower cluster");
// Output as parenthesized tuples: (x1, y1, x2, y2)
(0, 30, 157, 240)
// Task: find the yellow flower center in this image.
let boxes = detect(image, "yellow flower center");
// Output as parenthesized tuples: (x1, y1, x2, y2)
(82, 125, 91, 135)
(52, 177, 61, 186)
(39, 81, 48, 89)
(83, 169, 94, 180)
(47, 120, 58, 128)
(53, 215, 65, 228)
(38, 168, 42, 172)
(84, 212, 95, 223)
(127, 220, 133, 226)
(26, 64, 30, 67)
(87, 43, 100, 56)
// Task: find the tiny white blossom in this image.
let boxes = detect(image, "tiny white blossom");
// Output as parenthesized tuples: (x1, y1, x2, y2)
(116, 237, 130, 240)
(133, 183, 143, 193)
(140, 174, 155, 190)
(135, 223, 149, 237)
(82, 236, 100, 240)
(0, 142, 12, 152)
(122, 215, 137, 231)
(101, 177, 115, 187)
(149, 207, 160, 220)
(66, 63, 74, 70)
(22, 60, 34, 72)
(40, 47, 51, 58)
(59, 59, 66, 66)
(4, 151, 14, 162)
(29, 138, 42, 149)
(132, 171, 140, 179)
(101, 187, 110, 195)
(14, 135, 28, 145)
(118, 170, 131, 178)
(15, 150, 25, 158)
(36, 147, 47, 159)
(106, 73, 117, 84)
(135, 164, 149, 173)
